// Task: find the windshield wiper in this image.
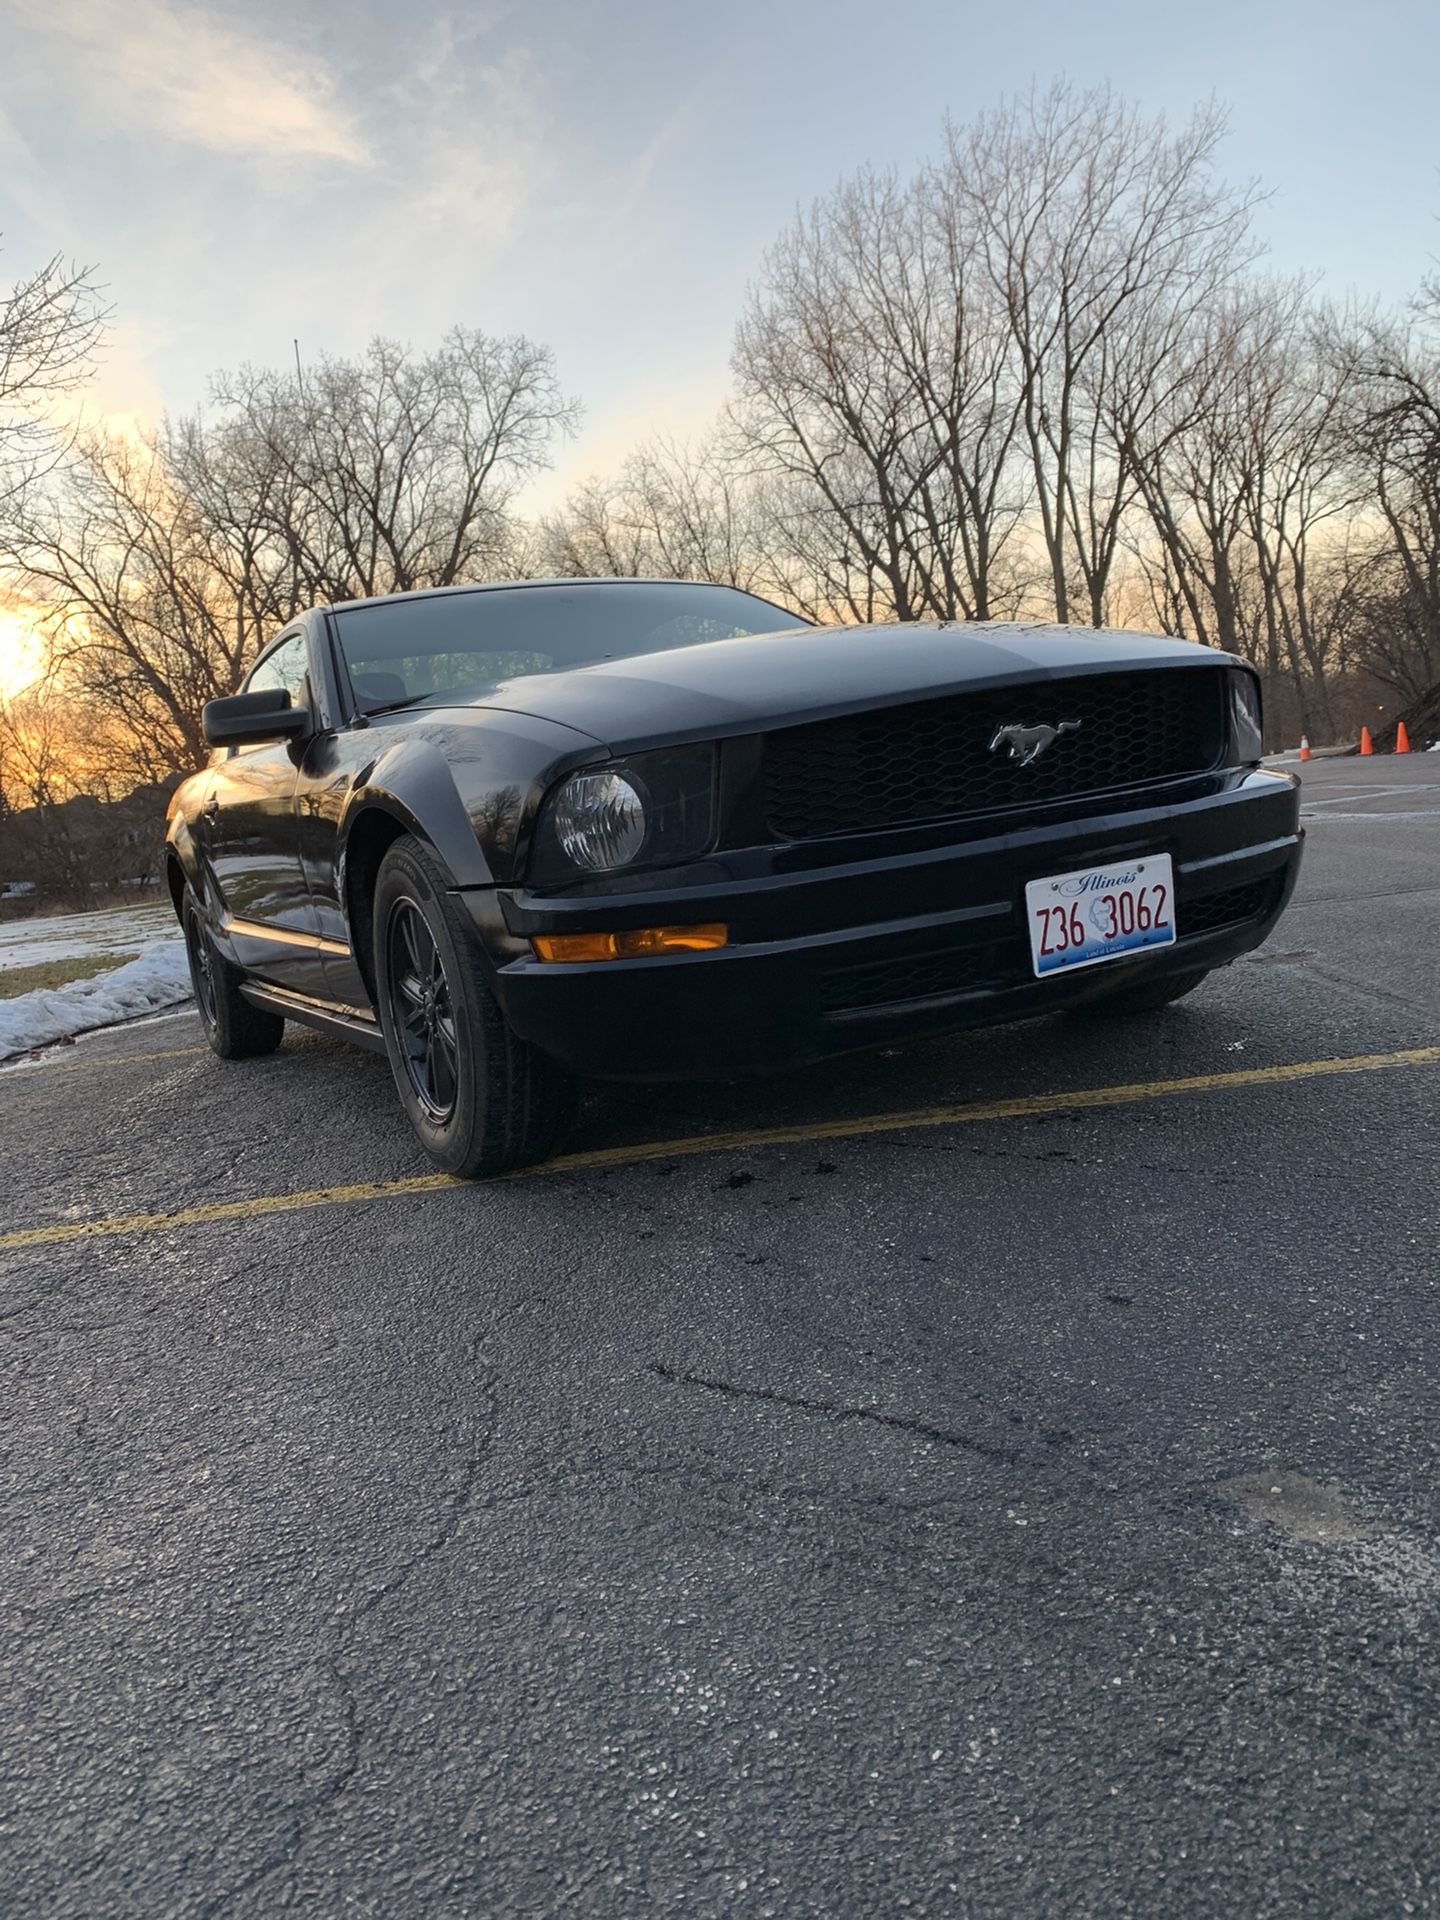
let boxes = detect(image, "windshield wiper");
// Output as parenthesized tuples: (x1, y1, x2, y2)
(360, 693, 440, 718)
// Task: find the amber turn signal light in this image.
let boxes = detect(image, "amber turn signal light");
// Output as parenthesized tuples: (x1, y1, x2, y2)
(531, 924, 728, 964)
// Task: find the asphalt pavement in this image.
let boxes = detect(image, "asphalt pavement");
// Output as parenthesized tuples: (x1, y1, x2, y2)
(3, 755, 1439, 1919)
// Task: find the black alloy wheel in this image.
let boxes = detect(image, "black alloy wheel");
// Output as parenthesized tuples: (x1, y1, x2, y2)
(384, 897, 461, 1123)
(184, 899, 218, 1030)
(371, 835, 577, 1177)
(181, 890, 285, 1059)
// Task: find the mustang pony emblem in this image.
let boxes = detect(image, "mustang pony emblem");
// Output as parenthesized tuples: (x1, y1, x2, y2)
(988, 719, 1082, 767)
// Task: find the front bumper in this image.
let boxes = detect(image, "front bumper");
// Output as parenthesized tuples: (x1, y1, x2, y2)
(471, 769, 1302, 1081)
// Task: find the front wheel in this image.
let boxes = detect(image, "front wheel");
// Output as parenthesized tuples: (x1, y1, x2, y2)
(1066, 964, 1212, 1018)
(372, 836, 576, 1177)
(182, 892, 285, 1059)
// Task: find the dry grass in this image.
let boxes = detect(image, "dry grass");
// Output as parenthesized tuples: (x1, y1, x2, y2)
(0, 952, 140, 999)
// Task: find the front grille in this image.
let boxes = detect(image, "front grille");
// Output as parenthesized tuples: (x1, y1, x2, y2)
(818, 872, 1281, 1017)
(817, 942, 1020, 1014)
(764, 669, 1227, 839)
(1179, 876, 1280, 936)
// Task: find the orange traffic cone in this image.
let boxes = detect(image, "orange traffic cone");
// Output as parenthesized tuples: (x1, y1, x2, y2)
(1299, 735, 1311, 761)
(1359, 726, 1374, 756)
(1396, 721, 1412, 754)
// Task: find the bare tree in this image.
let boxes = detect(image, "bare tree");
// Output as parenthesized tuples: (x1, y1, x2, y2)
(209, 330, 577, 603)
(948, 84, 1263, 625)
(3, 329, 577, 777)
(1239, 343, 1351, 736)
(0, 659, 152, 894)
(1120, 283, 1294, 657)
(1324, 292, 1440, 732)
(730, 90, 1262, 632)
(0, 240, 108, 511)
(541, 474, 653, 579)
(3, 426, 279, 772)
(732, 165, 1030, 624)
(0, 676, 88, 891)
(541, 435, 779, 593)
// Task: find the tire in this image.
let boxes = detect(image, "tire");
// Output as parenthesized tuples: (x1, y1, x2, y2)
(372, 835, 577, 1177)
(1067, 964, 1212, 1018)
(182, 890, 285, 1059)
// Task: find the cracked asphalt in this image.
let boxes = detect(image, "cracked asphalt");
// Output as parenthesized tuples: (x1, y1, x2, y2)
(3, 755, 1439, 1919)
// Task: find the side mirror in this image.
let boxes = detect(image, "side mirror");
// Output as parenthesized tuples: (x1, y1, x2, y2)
(203, 689, 310, 748)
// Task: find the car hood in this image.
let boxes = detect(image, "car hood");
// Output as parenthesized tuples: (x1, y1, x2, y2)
(426, 620, 1228, 756)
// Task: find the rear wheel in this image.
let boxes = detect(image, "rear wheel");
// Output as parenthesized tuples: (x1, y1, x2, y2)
(182, 891, 285, 1059)
(373, 835, 576, 1177)
(1067, 964, 1211, 1018)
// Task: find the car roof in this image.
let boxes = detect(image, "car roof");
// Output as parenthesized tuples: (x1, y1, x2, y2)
(323, 578, 746, 614)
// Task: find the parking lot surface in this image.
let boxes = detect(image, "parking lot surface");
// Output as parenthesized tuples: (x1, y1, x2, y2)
(3, 755, 1439, 1918)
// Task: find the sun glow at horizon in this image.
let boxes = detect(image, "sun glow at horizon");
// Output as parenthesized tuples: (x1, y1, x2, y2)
(0, 607, 46, 699)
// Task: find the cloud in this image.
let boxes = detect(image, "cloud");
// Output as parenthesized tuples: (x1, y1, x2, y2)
(5, 0, 369, 164)
(317, 23, 547, 339)
(378, 22, 541, 235)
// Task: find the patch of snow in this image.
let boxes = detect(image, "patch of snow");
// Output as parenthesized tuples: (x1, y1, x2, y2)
(0, 938, 191, 1059)
(0, 901, 177, 972)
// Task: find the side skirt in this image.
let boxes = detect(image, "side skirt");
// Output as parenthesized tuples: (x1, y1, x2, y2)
(239, 981, 389, 1054)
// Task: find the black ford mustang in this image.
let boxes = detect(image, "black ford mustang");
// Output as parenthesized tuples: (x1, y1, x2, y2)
(165, 579, 1301, 1175)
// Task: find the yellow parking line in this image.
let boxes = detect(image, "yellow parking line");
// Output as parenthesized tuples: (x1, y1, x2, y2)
(2, 1046, 1436, 1254)
(6, 1045, 208, 1074)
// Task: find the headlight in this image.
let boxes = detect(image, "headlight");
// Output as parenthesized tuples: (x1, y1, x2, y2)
(551, 771, 646, 871)
(1229, 671, 1263, 763)
(529, 744, 717, 885)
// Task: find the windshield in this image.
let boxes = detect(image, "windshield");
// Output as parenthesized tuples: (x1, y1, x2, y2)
(332, 582, 807, 713)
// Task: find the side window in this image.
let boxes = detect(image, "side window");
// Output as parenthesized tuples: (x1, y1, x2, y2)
(228, 633, 310, 757)
(245, 633, 309, 705)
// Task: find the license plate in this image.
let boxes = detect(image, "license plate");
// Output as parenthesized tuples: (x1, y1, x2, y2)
(1025, 853, 1176, 977)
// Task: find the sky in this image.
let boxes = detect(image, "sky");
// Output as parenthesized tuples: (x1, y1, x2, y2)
(1, 0, 1438, 687)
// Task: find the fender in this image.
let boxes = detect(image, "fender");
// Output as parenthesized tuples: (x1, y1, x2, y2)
(335, 708, 605, 893)
(339, 735, 501, 891)
(163, 784, 210, 919)
(323, 712, 605, 1001)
